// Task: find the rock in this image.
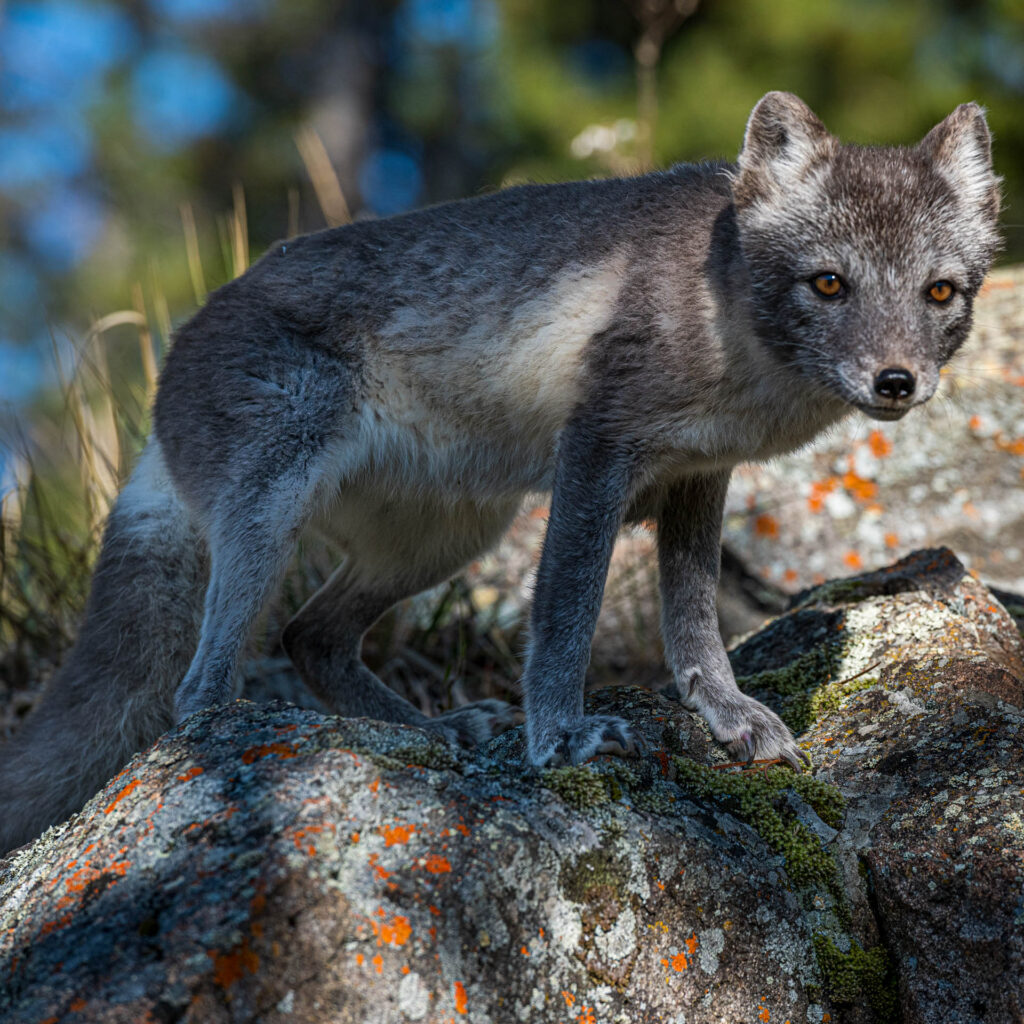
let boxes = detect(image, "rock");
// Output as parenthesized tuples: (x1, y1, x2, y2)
(1, 547, 1022, 1024)
(733, 547, 1024, 1024)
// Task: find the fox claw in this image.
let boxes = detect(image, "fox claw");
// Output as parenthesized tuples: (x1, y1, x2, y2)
(530, 714, 636, 767)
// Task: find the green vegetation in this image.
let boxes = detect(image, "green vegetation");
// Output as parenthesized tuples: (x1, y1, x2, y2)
(559, 847, 630, 906)
(671, 756, 844, 890)
(813, 933, 900, 1020)
(737, 640, 883, 733)
(541, 764, 616, 810)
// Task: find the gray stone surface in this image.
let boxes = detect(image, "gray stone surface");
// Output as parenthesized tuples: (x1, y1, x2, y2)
(2, 548, 1022, 1024)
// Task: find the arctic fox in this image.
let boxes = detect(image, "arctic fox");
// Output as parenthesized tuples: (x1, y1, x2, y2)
(0, 92, 1000, 854)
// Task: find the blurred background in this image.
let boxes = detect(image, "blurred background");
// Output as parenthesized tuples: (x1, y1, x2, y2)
(2, 0, 1023, 720)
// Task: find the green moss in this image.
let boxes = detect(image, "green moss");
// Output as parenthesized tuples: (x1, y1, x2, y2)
(633, 781, 679, 815)
(670, 757, 843, 890)
(737, 646, 836, 698)
(387, 741, 459, 771)
(559, 848, 629, 905)
(541, 765, 613, 810)
(809, 674, 880, 723)
(798, 578, 875, 606)
(792, 772, 846, 828)
(737, 646, 833, 732)
(813, 934, 899, 1020)
(738, 643, 880, 732)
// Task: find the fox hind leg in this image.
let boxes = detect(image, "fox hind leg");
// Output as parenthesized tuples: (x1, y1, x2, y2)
(173, 462, 330, 723)
(283, 493, 524, 745)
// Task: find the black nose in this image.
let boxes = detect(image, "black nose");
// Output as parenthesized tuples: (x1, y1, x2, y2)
(873, 367, 916, 401)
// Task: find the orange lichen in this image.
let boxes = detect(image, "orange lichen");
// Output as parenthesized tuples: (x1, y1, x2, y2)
(64, 858, 130, 894)
(104, 779, 140, 814)
(867, 430, 892, 457)
(241, 742, 296, 764)
(884, 532, 899, 549)
(454, 981, 468, 1014)
(754, 514, 779, 539)
(562, 991, 576, 1008)
(576, 1008, 596, 1024)
(209, 940, 259, 988)
(69, 997, 87, 1011)
(424, 854, 451, 874)
(369, 778, 380, 795)
(176, 766, 204, 782)
(758, 1006, 770, 1022)
(368, 854, 391, 881)
(686, 933, 698, 955)
(292, 824, 333, 856)
(843, 551, 863, 570)
(372, 954, 383, 974)
(371, 914, 411, 947)
(380, 823, 415, 846)
(807, 477, 837, 513)
(842, 472, 877, 502)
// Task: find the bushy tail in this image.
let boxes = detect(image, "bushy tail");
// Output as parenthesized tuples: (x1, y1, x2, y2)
(0, 440, 206, 855)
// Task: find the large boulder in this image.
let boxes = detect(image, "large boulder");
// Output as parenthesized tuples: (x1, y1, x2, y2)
(1, 548, 1021, 1024)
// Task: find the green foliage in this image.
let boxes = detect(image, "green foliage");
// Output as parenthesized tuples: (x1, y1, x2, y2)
(738, 643, 881, 733)
(813, 933, 900, 1020)
(559, 846, 630, 905)
(671, 757, 844, 890)
(541, 764, 615, 810)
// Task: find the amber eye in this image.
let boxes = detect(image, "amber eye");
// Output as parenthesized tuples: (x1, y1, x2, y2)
(928, 280, 954, 303)
(811, 273, 844, 299)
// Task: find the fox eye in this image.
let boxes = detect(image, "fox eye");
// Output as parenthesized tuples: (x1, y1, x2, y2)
(927, 280, 954, 303)
(811, 272, 845, 299)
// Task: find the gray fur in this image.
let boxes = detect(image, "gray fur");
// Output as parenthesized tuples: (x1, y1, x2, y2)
(0, 93, 1000, 853)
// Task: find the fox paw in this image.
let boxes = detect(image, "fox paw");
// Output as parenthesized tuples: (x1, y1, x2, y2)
(708, 696, 808, 771)
(529, 715, 635, 767)
(427, 700, 525, 746)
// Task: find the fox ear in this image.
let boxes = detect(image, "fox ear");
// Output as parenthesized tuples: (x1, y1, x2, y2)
(734, 92, 834, 205)
(919, 103, 1000, 219)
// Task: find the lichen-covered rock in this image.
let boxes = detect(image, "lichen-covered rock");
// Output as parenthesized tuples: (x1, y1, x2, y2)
(733, 547, 1024, 1024)
(1, 547, 1021, 1024)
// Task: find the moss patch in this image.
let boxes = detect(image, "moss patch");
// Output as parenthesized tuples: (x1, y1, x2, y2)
(796, 578, 876, 607)
(813, 934, 899, 1021)
(671, 757, 844, 890)
(738, 643, 881, 732)
(541, 765, 615, 811)
(559, 848, 630, 907)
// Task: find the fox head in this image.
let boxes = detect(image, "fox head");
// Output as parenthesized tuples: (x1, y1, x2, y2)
(732, 91, 1001, 421)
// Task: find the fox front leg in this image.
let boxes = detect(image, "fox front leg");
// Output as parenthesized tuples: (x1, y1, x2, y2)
(523, 422, 640, 767)
(658, 472, 807, 770)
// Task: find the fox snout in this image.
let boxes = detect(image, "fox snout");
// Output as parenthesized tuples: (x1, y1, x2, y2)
(839, 357, 939, 421)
